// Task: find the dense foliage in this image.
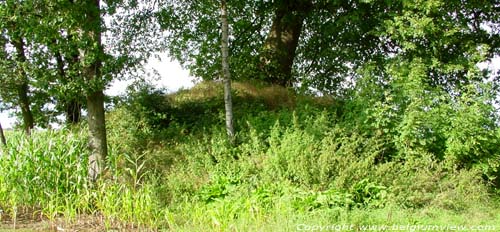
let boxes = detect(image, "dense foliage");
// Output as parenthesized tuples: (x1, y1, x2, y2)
(158, 0, 499, 93)
(2, 81, 499, 230)
(1, 0, 500, 230)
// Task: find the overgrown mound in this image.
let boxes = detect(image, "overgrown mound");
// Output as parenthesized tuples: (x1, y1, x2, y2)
(2, 79, 500, 230)
(109, 79, 499, 221)
(107, 80, 336, 143)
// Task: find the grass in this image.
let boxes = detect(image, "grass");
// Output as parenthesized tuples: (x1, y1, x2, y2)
(1, 81, 500, 231)
(159, 202, 500, 231)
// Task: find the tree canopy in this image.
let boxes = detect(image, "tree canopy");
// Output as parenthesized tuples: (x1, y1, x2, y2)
(157, 0, 500, 94)
(0, 0, 162, 128)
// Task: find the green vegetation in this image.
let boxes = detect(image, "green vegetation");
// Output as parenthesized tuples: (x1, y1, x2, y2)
(1, 0, 499, 231)
(1, 81, 499, 230)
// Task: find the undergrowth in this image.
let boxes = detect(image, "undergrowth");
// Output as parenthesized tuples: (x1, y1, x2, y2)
(1, 80, 499, 230)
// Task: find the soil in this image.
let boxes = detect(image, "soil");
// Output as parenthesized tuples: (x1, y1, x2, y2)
(0, 212, 145, 231)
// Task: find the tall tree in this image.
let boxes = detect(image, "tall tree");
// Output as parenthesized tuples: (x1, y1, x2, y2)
(78, 0, 108, 181)
(220, 0, 234, 142)
(73, 0, 160, 180)
(1, 0, 162, 159)
(0, 1, 36, 134)
(0, 0, 66, 129)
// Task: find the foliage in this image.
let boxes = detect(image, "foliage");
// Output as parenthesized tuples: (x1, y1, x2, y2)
(0, 0, 499, 229)
(1, 80, 500, 229)
(157, 0, 499, 93)
(346, 57, 500, 183)
(0, 0, 162, 127)
(122, 82, 172, 131)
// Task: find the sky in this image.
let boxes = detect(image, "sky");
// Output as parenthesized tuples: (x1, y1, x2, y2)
(0, 53, 196, 129)
(105, 53, 196, 96)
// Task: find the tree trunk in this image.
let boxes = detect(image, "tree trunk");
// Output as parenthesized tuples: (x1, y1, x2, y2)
(82, 0, 107, 181)
(66, 101, 82, 124)
(87, 90, 107, 181)
(0, 121, 6, 146)
(55, 48, 82, 125)
(17, 82, 34, 135)
(12, 37, 34, 135)
(259, 0, 312, 87)
(221, 0, 235, 143)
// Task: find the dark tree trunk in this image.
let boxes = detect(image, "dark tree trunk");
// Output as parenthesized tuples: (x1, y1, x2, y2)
(82, 0, 107, 181)
(259, 0, 312, 87)
(0, 122, 6, 146)
(66, 101, 82, 124)
(12, 37, 34, 135)
(17, 82, 34, 135)
(221, 0, 235, 143)
(55, 48, 82, 125)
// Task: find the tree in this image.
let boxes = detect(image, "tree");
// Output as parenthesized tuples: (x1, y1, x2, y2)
(0, 0, 77, 129)
(157, 0, 499, 94)
(0, 2, 35, 135)
(1, 0, 164, 180)
(378, 0, 500, 93)
(157, 0, 387, 89)
(10, 34, 34, 135)
(259, 0, 312, 86)
(73, 0, 163, 180)
(75, 0, 108, 181)
(220, 0, 234, 142)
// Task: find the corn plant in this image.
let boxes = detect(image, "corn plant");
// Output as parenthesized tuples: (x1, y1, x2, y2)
(0, 129, 89, 220)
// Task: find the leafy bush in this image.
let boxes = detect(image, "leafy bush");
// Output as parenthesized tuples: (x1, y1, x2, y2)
(444, 84, 500, 181)
(349, 60, 500, 184)
(122, 82, 172, 130)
